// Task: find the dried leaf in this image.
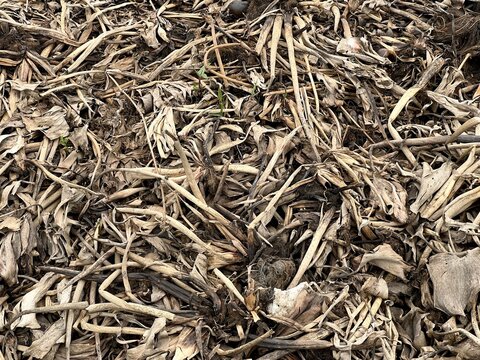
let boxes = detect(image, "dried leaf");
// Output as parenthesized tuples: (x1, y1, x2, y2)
(69, 125, 89, 153)
(371, 176, 408, 223)
(358, 244, 412, 280)
(23, 319, 65, 359)
(0, 217, 21, 232)
(411, 162, 453, 214)
(12, 273, 61, 329)
(23, 106, 69, 140)
(172, 327, 198, 360)
(360, 276, 388, 299)
(427, 91, 480, 118)
(427, 248, 480, 316)
(190, 253, 208, 284)
(4, 0, 480, 358)
(148, 106, 177, 159)
(127, 318, 168, 360)
(0, 233, 18, 286)
(451, 338, 480, 360)
(10, 79, 39, 92)
(142, 21, 162, 48)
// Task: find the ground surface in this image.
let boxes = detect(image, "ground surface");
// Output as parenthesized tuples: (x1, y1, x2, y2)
(1, 0, 480, 359)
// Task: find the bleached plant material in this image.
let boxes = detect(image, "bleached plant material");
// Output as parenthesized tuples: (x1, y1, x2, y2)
(267, 282, 312, 318)
(410, 162, 453, 214)
(358, 244, 412, 281)
(2, 0, 480, 358)
(427, 249, 480, 316)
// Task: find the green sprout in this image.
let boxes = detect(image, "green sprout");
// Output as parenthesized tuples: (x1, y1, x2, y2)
(192, 83, 199, 94)
(196, 65, 208, 79)
(59, 136, 71, 149)
(251, 83, 258, 95)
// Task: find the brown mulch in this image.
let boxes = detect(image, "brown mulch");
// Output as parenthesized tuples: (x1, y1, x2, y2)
(2, 0, 480, 359)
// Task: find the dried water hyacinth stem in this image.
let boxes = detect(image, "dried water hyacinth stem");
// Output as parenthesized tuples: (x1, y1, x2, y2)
(0, 15, 82, 46)
(4, 302, 89, 330)
(284, 13, 321, 162)
(116, 207, 213, 254)
(213, 268, 260, 321)
(98, 269, 178, 320)
(217, 329, 275, 356)
(387, 56, 445, 165)
(5, 0, 480, 357)
(27, 160, 101, 196)
(288, 208, 334, 289)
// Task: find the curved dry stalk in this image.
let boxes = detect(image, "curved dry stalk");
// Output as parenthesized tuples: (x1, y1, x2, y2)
(27, 159, 102, 196)
(98, 269, 177, 320)
(269, 15, 283, 85)
(5, 302, 89, 330)
(288, 209, 334, 289)
(387, 57, 445, 166)
(116, 207, 213, 253)
(284, 13, 320, 161)
(214, 268, 260, 322)
(217, 330, 274, 356)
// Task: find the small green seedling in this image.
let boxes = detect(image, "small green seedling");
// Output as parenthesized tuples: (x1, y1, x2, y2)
(196, 65, 208, 79)
(59, 136, 71, 149)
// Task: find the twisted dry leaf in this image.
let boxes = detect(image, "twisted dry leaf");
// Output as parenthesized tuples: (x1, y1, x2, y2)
(410, 162, 452, 214)
(0, 233, 17, 286)
(371, 176, 408, 223)
(22, 106, 69, 140)
(358, 244, 412, 281)
(148, 106, 177, 159)
(23, 319, 65, 359)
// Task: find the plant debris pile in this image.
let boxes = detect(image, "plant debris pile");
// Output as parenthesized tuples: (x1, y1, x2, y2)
(3, 0, 480, 359)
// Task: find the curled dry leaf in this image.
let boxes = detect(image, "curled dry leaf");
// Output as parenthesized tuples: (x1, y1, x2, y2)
(358, 244, 412, 281)
(68, 125, 89, 153)
(360, 276, 388, 299)
(190, 253, 208, 284)
(22, 106, 69, 140)
(411, 162, 453, 214)
(427, 91, 480, 118)
(371, 176, 408, 223)
(0, 233, 18, 286)
(148, 106, 177, 159)
(23, 319, 65, 359)
(427, 248, 480, 316)
(172, 327, 198, 360)
(0, 216, 21, 232)
(126, 318, 168, 360)
(142, 21, 163, 48)
(399, 300, 428, 350)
